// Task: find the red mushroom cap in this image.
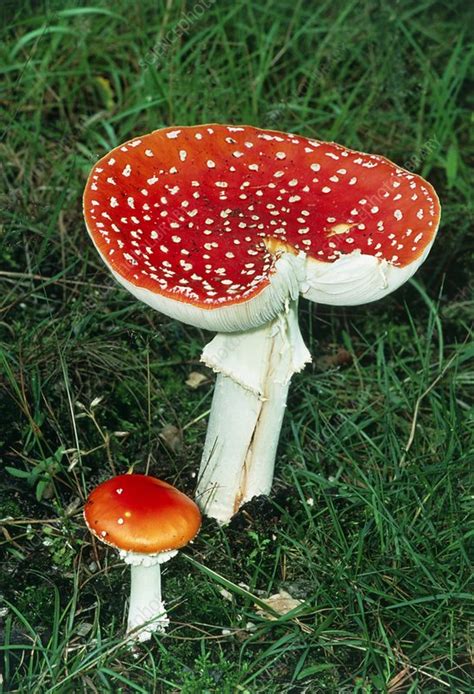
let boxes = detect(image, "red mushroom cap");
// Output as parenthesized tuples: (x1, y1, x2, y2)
(84, 124, 440, 326)
(84, 474, 201, 554)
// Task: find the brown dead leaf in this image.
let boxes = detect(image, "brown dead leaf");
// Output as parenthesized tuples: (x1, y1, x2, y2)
(255, 590, 304, 619)
(159, 424, 182, 452)
(388, 666, 412, 692)
(316, 347, 353, 370)
(185, 371, 208, 389)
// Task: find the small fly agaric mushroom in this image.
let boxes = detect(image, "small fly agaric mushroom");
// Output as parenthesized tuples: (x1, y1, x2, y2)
(83, 125, 440, 523)
(84, 474, 201, 641)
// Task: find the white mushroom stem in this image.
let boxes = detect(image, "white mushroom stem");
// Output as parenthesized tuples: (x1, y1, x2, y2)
(121, 549, 177, 642)
(196, 298, 311, 524)
(195, 247, 434, 524)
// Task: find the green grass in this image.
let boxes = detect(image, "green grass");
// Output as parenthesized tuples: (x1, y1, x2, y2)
(0, 0, 472, 691)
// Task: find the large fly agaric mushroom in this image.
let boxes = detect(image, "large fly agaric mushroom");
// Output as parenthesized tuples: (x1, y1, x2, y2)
(83, 124, 440, 523)
(84, 474, 201, 641)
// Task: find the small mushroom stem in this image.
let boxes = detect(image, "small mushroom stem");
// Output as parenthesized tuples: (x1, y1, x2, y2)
(196, 298, 311, 523)
(127, 564, 166, 640)
(125, 551, 177, 641)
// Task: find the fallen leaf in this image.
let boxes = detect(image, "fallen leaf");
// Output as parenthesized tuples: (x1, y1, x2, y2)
(255, 590, 304, 619)
(94, 76, 115, 110)
(218, 588, 233, 602)
(185, 371, 208, 389)
(316, 347, 353, 370)
(159, 424, 182, 452)
(388, 667, 412, 692)
(75, 622, 94, 637)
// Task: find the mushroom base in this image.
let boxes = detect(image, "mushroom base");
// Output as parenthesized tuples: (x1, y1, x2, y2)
(196, 298, 311, 523)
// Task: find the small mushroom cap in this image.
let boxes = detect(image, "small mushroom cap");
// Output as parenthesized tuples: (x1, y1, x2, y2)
(84, 474, 201, 554)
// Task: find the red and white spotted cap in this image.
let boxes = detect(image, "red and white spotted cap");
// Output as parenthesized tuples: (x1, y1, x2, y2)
(83, 124, 440, 330)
